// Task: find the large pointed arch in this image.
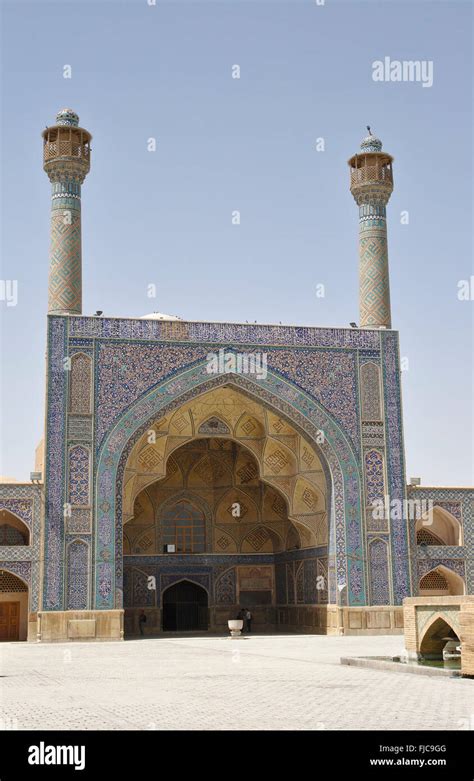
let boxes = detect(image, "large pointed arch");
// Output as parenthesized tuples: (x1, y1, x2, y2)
(94, 363, 365, 609)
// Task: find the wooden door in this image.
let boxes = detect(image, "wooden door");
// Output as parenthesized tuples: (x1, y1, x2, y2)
(0, 602, 20, 641)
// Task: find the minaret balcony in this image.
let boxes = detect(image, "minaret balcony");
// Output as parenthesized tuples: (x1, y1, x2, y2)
(42, 127, 91, 171)
(350, 164, 393, 189)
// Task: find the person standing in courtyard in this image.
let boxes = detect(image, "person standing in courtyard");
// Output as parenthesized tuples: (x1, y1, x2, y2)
(139, 610, 147, 636)
(245, 608, 252, 633)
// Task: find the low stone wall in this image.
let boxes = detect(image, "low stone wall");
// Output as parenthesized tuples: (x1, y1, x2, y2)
(277, 605, 404, 635)
(35, 610, 124, 642)
(403, 596, 474, 677)
(460, 602, 474, 676)
(30, 604, 407, 640)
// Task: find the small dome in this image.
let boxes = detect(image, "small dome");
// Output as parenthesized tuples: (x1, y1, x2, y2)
(140, 312, 181, 321)
(56, 108, 79, 127)
(360, 132, 383, 153)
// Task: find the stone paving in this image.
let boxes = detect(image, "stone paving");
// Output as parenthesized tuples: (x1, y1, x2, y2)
(0, 634, 473, 731)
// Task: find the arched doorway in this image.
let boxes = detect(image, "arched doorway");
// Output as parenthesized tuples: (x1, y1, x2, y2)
(0, 571, 29, 641)
(162, 580, 208, 631)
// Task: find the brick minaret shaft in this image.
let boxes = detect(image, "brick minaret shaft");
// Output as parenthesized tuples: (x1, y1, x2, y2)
(42, 109, 92, 315)
(348, 131, 394, 329)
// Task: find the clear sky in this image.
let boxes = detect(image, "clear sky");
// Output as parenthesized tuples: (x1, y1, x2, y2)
(0, 0, 472, 485)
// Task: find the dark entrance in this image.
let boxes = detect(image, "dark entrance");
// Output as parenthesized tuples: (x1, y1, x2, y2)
(162, 580, 209, 631)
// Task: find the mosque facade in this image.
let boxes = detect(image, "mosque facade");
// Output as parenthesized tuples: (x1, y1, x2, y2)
(0, 110, 472, 642)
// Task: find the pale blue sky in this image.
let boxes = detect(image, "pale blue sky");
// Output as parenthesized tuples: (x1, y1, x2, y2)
(0, 0, 472, 484)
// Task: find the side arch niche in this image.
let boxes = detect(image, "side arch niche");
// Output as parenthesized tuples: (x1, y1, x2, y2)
(419, 565, 465, 596)
(0, 510, 30, 545)
(415, 506, 462, 546)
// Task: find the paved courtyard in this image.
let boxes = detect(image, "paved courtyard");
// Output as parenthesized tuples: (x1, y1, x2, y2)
(0, 634, 473, 731)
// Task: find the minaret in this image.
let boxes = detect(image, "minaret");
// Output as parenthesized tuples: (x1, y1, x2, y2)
(348, 130, 394, 329)
(42, 109, 92, 315)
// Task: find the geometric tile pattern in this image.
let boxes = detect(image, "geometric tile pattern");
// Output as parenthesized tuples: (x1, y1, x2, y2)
(383, 332, 410, 603)
(44, 317, 68, 609)
(417, 558, 465, 580)
(68, 414, 93, 441)
(434, 501, 462, 523)
(66, 508, 92, 534)
(366, 506, 388, 533)
(68, 445, 90, 505)
(364, 449, 385, 505)
(264, 450, 289, 473)
(70, 316, 382, 349)
(123, 567, 155, 608)
(48, 197, 82, 315)
(358, 206, 391, 328)
(0, 498, 33, 530)
(214, 567, 236, 604)
(361, 422, 385, 448)
(360, 361, 382, 421)
(94, 343, 360, 453)
(137, 444, 163, 471)
(69, 353, 92, 415)
(245, 527, 270, 552)
(368, 537, 390, 604)
(66, 540, 89, 609)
